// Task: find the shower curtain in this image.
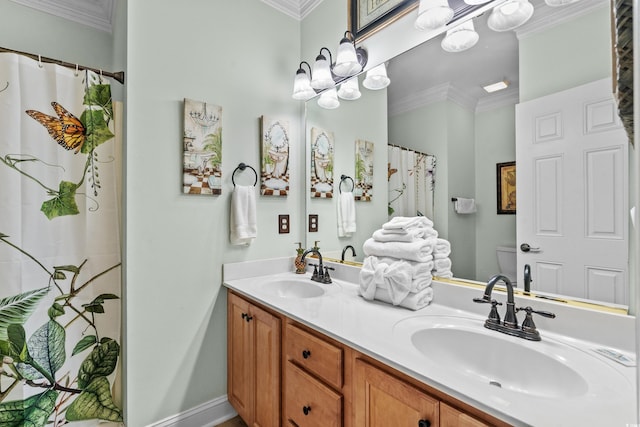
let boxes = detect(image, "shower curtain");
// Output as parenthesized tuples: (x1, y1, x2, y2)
(387, 145, 436, 220)
(0, 53, 122, 425)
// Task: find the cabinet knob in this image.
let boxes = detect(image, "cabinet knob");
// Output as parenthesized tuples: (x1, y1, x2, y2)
(418, 420, 430, 427)
(303, 405, 311, 415)
(302, 350, 311, 359)
(241, 313, 247, 319)
(241, 313, 253, 322)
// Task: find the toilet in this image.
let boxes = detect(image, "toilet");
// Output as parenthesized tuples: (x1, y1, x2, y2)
(496, 246, 517, 286)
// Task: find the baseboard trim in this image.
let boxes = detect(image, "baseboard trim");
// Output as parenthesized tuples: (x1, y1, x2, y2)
(148, 395, 237, 427)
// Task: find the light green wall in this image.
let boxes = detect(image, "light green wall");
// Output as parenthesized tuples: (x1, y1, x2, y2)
(474, 105, 516, 282)
(519, 5, 611, 102)
(126, 1, 301, 425)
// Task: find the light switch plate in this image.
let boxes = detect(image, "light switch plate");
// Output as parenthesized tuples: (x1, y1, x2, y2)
(308, 214, 318, 232)
(278, 214, 290, 234)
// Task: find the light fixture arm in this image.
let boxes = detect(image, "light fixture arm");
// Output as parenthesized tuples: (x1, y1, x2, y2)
(297, 61, 312, 79)
(317, 47, 333, 64)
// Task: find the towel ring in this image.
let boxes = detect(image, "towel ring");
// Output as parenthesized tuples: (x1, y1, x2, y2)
(339, 174, 355, 194)
(232, 162, 258, 187)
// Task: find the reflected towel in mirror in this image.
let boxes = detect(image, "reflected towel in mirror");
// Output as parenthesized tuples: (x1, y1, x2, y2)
(454, 197, 476, 214)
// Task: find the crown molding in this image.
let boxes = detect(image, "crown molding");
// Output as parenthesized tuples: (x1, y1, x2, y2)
(515, 0, 606, 40)
(10, 0, 114, 33)
(389, 82, 481, 116)
(475, 87, 519, 113)
(261, 0, 324, 20)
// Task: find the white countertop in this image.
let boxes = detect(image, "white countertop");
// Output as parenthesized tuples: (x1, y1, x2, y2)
(223, 257, 638, 427)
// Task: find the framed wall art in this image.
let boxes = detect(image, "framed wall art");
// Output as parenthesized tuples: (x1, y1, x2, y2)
(349, 0, 417, 41)
(260, 116, 290, 196)
(183, 98, 222, 195)
(497, 161, 516, 214)
(355, 139, 374, 201)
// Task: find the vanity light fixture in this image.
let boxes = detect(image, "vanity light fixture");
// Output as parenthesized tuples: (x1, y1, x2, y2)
(441, 20, 479, 53)
(292, 61, 316, 100)
(483, 79, 510, 93)
(487, 0, 534, 32)
(362, 63, 391, 90)
(415, 0, 454, 30)
(311, 47, 336, 90)
(317, 88, 341, 109)
(333, 31, 363, 77)
(337, 77, 362, 100)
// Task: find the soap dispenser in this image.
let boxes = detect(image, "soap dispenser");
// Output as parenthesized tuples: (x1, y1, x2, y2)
(294, 242, 306, 274)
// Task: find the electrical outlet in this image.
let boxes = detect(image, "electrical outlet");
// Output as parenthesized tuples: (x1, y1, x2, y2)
(278, 214, 290, 234)
(308, 214, 318, 232)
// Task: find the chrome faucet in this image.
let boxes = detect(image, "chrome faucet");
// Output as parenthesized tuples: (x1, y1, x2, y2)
(341, 245, 356, 262)
(523, 264, 532, 293)
(301, 248, 332, 284)
(473, 273, 555, 341)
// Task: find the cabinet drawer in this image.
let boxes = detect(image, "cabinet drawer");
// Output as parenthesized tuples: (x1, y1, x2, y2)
(286, 323, 343, 389)
(285, 361, 342, 427)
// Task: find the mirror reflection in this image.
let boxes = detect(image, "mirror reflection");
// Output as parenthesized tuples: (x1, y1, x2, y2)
(305, 0, 632, 310)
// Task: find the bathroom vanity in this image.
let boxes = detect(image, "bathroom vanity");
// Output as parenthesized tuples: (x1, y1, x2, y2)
(223, 258, 637, 426)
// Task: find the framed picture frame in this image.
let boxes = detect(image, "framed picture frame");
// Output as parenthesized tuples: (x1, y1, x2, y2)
(349, 0, 418, 41)
(497, 161, 516, 215)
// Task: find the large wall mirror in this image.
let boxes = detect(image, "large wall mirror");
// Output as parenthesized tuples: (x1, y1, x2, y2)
(304, 0, 635, 313)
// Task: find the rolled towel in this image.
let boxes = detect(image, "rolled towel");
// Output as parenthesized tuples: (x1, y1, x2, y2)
(359, 256, 412, 304)
(367, 286, 434, 310)
(434, 271, 453, 279)
(363, 237, 436, 263)
(434, 238, 451, 256)
(382, 216, 434, 231)
(434, 253, 450, 260)
(434, 257, 452, 271)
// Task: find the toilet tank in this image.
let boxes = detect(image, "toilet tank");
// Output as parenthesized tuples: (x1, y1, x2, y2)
(496, 246, 517, 284)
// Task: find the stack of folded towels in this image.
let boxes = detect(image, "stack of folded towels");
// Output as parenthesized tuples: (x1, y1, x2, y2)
(432, 238, 453, 278)
(359, 216, 438, 310)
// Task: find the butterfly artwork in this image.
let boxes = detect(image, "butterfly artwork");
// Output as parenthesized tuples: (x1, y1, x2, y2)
(26, 101, 86, 153)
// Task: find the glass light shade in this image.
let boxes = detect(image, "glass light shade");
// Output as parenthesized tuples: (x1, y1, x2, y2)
(311, 54, 335, 90)
(441, 20, 479, 53)
(463, 0, 491, 3)
(292, 70, 316, 100)
(545, 0, 580, 6)
(333, 39, 361, 77)
(317, 88, 340, 109)
(415, 0, 454, 30)
(337, 78, 361, 100)
(362, 64, 390, 90)
(487, 0, 534, 32)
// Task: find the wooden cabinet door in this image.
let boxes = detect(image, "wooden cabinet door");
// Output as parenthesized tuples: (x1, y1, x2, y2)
(354, 359, 439, 427)
(252, 303, 281, 427)
(228, 292, 254, 424)
(285, 361, 342, 427)
(440, 403, 490, 427)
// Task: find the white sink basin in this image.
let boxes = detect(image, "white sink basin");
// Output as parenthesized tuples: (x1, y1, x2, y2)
(394, 315, 633, 400)
(260, 279, 326, 299)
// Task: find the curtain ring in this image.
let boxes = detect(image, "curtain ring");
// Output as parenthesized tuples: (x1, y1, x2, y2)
(37, 55, 43, 68)
(74, 64, 79, 77)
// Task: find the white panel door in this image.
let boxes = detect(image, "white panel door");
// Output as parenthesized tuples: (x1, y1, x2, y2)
(516, 79, 629, 305)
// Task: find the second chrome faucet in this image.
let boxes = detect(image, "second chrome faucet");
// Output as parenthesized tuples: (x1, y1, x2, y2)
(474, 274, 555, 341)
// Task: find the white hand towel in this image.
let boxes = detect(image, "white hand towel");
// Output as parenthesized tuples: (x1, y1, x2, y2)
(434, 253, 450, 260)
(434, 271, 453, 279)
(434, 238, 451, 255)
(367, 286, 434, 310)
(363, 237, 436, 263)
(359, 256, 412, 304)
(230, 185, 257, 245)
(337, 191, 356, 237)
(375, 256, 434, 283)
(434, 257, 452, 271)
(382, 216, 434, 231)
(454, 198, 476, 214)
(372, 227, 437, 242)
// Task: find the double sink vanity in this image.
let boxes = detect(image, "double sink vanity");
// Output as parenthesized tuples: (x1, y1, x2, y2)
(223, 257, 637, 426)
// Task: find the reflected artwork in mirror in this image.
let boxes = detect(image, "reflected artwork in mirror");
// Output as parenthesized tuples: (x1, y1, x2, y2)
(304, 0, 634, 312)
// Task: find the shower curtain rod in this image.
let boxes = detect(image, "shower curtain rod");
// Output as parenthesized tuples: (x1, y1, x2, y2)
(387, 143, 433, 158)
(0, 46, 125, 84)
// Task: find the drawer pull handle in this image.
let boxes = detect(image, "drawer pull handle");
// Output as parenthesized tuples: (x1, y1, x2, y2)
(302, 350, 311, 359)
(303, 405, 311, 415)
(418, 420, 430, 427)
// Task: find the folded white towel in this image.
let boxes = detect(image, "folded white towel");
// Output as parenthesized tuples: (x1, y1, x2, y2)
(337, 191, 356, 237)
(363, 237, 436, 263)
(359, 256, 433, 304)
(230, 185, 257, 246)
(361, 287, 433, 310)
(382, 216, 434, 231)
(434, 257, 452, 271)
(372, 227, 437, 242)
(434, 238, 451, 255)
(454, 198, 476, 214)
(434, 271, 453, 279)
